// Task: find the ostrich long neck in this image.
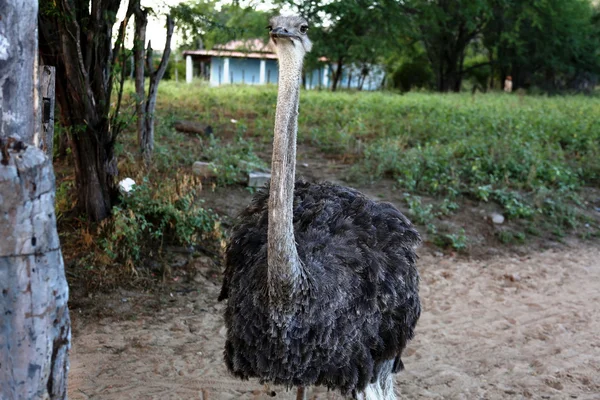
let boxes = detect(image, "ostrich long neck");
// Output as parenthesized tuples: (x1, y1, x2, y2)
(267, 45, 303, 308)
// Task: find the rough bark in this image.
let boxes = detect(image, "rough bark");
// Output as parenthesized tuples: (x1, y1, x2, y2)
(0, 0, 38, 143)
(0, 139, 71, 400)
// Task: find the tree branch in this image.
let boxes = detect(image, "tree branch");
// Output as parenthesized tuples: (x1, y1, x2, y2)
(152, 15, 174, 82)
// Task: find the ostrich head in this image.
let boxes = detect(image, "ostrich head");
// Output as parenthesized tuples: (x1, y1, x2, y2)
(268, 15, 313, 59)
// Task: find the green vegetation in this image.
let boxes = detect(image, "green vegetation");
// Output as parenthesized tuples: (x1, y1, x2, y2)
(57, 82, 599, 283)
(99, 178, 218, 265)
(152, 83, 599, 240)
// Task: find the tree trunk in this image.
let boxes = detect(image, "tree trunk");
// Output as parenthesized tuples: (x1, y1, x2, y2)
(0, 0, 38, 143)
(0, 140, 71, 400)
(134, 11, 174, 165)
(0, 3, 70, 394)
(330, 58, 344, 92)
(134, 4, 149, 158)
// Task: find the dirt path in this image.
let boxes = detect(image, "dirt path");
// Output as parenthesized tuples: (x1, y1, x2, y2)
(67, 241, 600, 400)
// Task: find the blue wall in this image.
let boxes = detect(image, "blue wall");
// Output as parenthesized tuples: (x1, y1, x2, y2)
(207, 56, 383, 91)
(210, 57, 279, 85)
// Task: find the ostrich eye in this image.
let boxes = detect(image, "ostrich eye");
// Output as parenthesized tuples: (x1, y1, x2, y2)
(266, 25, 272, 32)
(300, 25, 308, 33)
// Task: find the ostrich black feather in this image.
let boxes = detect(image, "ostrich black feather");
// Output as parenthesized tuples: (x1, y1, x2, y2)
(219, 180, 421, 396)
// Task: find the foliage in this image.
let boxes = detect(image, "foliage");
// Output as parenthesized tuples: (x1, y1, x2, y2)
(96, 176, 218, 269)
(490, 0, 600, 91)
(394, 0, 494, 92)
(172, 1, 272, 50)
(390, 55, 434, 92)
(156, 83, 598, 237)
(201, 135, 269, 185)
(433, 229, 469, 251)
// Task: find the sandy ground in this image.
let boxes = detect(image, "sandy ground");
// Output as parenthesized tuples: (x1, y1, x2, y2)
(67, 241, 600, 400)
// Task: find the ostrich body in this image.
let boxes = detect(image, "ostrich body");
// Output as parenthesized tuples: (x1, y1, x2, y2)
(219, 15, 421, 399)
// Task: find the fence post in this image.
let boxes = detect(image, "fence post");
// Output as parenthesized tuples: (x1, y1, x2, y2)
(39, 66, 56, 157)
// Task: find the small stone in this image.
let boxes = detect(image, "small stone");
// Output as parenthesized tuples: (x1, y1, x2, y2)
(491, 213, 505, 224)
(433, 251, 444, 258)
(504, 273, 521, 282)
(192, 161, 216, 177)
(248, 172, 271, 188)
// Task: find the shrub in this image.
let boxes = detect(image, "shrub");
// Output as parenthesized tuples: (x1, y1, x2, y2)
(96, 175, 219, 270)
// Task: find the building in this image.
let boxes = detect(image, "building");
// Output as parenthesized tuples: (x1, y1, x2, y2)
(182, 39, 383, 90)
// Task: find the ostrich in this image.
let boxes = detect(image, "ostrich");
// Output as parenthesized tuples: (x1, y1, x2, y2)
(218, 15, 421, 400)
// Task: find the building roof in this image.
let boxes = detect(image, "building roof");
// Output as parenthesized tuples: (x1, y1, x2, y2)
(183, 38, 277, 60)
(214, 39, 271, 53)
(183, 49, 278, 60)
(183, 38, 328, 62)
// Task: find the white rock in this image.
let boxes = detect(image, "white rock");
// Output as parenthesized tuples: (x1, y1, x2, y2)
(118, 177, 136, 195)
(248, 172, 271, 188)
(491, 213, 505, 224)
(192, 161, 216, 177)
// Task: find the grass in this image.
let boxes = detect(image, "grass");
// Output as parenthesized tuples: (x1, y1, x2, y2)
(150, 82, 599, 238)
(57, 82, 600, 285)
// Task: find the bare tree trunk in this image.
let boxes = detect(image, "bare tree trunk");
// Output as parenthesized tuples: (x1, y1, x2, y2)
(133, 3, 148, 157)
(0, 0, 38, 143)
(0, 2, 70, 397)
(0, 140, 71, 400)
(330, 58, 344, 92)
(133, 9, 174, 165)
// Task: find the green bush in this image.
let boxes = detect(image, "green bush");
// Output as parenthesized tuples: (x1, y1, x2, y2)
(97, 178, 218, 268)
(390, 56, 433, 92)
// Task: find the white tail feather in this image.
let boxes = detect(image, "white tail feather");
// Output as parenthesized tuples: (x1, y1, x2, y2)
(355, 360, 396, 400)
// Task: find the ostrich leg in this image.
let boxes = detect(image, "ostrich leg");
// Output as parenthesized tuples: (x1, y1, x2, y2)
(296, 386, 307, 400)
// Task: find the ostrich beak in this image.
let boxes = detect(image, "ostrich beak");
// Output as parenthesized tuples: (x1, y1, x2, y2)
(270, 27, 299, 40)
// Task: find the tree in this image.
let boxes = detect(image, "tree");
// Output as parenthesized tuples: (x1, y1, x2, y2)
(1, 0, 71, 397)
(132, 3, 174, 164)
(172, 1, 271, 51)
(38, 0, 174, 221)
(38, 0, 128, 221)
(278, 0, 395, 91)
(489, 0, 600, 91)
(392, 0, 494, 92)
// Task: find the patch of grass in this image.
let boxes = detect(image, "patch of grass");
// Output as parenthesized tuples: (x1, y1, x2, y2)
(496, 229, 527, 244)
(59, 83, 599, 278)
(201, 135, 268, 186)
(146, 84, 600, 245)
(404, 194, 436, 225)
(433, 228, 468, 251)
